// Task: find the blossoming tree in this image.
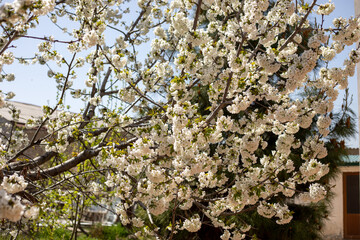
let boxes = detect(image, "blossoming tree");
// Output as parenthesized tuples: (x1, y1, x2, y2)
(0, 0, 359, 239)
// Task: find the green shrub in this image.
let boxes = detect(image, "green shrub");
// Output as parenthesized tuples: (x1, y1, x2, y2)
(88, 223, 130, 240)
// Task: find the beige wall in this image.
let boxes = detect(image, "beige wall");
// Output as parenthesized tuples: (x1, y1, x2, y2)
(322, 166, 360, 240)
(356, 0, 360, 152)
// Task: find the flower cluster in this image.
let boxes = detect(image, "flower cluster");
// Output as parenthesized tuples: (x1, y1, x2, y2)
(181, 214, 202, 232)
(0, 174, 38, 222)
(1, 173, 27, 194)
(0, 189, 24, 222)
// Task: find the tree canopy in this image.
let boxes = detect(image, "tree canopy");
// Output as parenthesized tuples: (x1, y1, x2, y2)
(0, 0, 359, 239)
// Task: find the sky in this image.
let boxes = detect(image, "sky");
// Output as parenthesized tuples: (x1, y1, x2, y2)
(0, 0, 359, 148)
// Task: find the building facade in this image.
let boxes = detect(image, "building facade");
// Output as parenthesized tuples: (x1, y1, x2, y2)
(323, 149, 360, 239)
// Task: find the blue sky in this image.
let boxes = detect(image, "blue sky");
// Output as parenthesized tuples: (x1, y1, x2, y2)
(1, 0, 359, 147)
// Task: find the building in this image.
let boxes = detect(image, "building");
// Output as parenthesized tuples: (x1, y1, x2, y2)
(0, 101, 49, 159)
(323, 148, 360, 240)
